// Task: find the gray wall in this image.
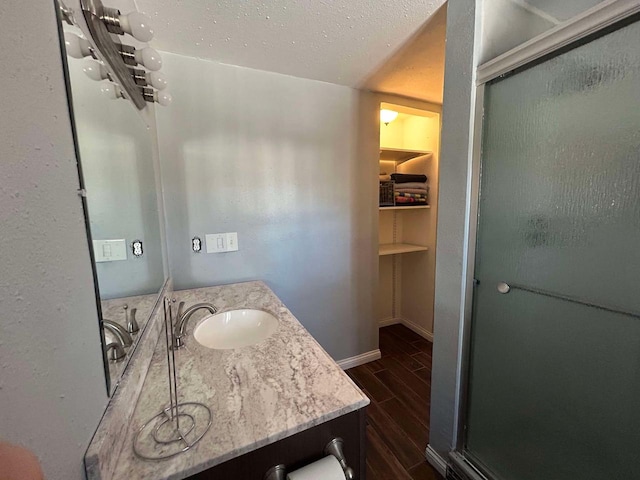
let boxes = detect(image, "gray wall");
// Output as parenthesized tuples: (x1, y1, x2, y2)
(0, 1, 107, 478)
(429, 0, 479, 458)
(156, 52, 379, 361)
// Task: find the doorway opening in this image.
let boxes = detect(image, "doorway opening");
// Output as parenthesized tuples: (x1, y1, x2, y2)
(347, 2, 447, 478)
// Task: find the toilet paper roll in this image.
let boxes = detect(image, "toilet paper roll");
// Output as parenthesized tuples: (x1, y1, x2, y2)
(286, 455, 346, 480)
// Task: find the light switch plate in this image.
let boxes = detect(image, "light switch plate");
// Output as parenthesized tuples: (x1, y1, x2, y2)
(205, 233, 227, 253)
(205, 232, 239, 253)
(93, 239, 127, 262)
(226, 232, 238, 252)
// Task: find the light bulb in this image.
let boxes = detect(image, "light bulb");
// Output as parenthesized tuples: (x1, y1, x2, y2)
(146, 71, 168, 90)
(154, 91, 172, 106)
(119, 12, 154, 42)
(64, 32, 92, 59)
(83, 61, 108, 81)
(134, 47, 162, 71)
(380, 109, 399, 125)
(100, 82, 122, 100)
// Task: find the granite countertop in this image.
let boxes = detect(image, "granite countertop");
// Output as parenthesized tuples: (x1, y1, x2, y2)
(109, 281, 369, 480)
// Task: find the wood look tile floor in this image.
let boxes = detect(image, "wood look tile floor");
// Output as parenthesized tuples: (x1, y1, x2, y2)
(346, 325, 444, 480)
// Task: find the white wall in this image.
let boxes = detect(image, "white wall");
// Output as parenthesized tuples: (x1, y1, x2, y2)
(0, 1, 107, 478)
(155, 53, 379, 361)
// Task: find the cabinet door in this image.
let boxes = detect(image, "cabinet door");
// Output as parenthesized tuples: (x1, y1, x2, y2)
(188, 409, 366, 479)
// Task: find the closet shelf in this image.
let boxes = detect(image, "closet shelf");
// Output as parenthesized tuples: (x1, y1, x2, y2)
(379, 205, 431, 211)
(379, 243, 429, 256)
(379, 148, 432, 164)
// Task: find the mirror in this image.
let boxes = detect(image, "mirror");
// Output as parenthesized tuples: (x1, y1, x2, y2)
(59, 17, 167, 395)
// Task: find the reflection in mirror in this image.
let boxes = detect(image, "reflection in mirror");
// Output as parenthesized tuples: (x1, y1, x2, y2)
(60, 20, 166, 395)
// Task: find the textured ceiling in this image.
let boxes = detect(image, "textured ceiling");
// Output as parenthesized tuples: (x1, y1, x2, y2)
(362, 3, 446, 104)
(135, 0, 446, 88)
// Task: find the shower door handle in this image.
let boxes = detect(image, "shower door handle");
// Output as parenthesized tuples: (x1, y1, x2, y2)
(495, 281, 640, 319)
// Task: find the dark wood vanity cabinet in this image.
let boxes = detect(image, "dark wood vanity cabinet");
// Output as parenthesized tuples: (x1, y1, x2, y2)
(187, 408, 366, 480)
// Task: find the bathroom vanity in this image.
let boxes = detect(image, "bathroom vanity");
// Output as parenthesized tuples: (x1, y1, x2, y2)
(86, 281, 369, 480)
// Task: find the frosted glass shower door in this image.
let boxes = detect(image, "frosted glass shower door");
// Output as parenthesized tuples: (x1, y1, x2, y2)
(465, 18, 640, 480)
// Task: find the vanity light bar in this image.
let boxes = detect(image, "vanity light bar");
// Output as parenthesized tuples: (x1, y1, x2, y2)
(59, 1, 75, 26)
(59, 0, 170, 109)
(116, 44, 163, 71)
(129, 68, 168, 90)
(140, 87, 173, 106)
(99, 7, 155, 42)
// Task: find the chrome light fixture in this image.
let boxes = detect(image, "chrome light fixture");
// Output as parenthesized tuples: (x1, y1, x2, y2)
(59, 0, 171, 108)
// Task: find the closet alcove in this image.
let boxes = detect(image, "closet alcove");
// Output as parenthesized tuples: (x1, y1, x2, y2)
(378, 102, 440, 340)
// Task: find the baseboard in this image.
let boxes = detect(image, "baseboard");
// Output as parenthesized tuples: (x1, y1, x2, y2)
(399, 318, 435, 342)
(336, 349, 382, 370)
(426, 445, 448, 477)
(378, 317, 401, 327)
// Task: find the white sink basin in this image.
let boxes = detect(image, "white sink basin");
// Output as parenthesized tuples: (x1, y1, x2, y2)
(193, 309, 278, 350)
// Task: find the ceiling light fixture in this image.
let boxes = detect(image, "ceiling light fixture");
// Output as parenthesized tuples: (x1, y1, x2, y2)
(380, 109, 399, 126)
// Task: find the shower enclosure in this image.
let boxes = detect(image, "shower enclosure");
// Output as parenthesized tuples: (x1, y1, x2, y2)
(453, 4, 640, 480)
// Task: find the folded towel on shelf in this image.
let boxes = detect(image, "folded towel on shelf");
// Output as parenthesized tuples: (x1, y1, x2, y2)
(395, 191, 427, 199)
(395, 188, 429, 195)
(379, 174, 391, 182)
(391, 173, 428, 184)
(395, 196, 427, 204)
(392, 181, 428, 189)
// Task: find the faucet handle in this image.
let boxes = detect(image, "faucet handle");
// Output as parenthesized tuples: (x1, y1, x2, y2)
(177, 301, 185, 319)
(106, 342, 126, 362)
(127, 307, 139, 334)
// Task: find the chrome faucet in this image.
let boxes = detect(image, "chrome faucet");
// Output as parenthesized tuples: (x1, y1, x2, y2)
(173, 302, 217, 348)
(103, 319, 133, 347)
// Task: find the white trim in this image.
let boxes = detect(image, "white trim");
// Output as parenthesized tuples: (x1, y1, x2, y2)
(512, 0, 560, 25)
(477, 0, 640, 84)
(426, 445, 448, 476)
(378, 317, 401, 327)
(379, 317, 435, 341)
(336, 349, 381, 370)
(400, 318, 435, 342)
(453, 83, 484, 450)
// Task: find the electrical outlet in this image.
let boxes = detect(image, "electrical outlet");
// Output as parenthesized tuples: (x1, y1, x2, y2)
(192, 236, 202, 253)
